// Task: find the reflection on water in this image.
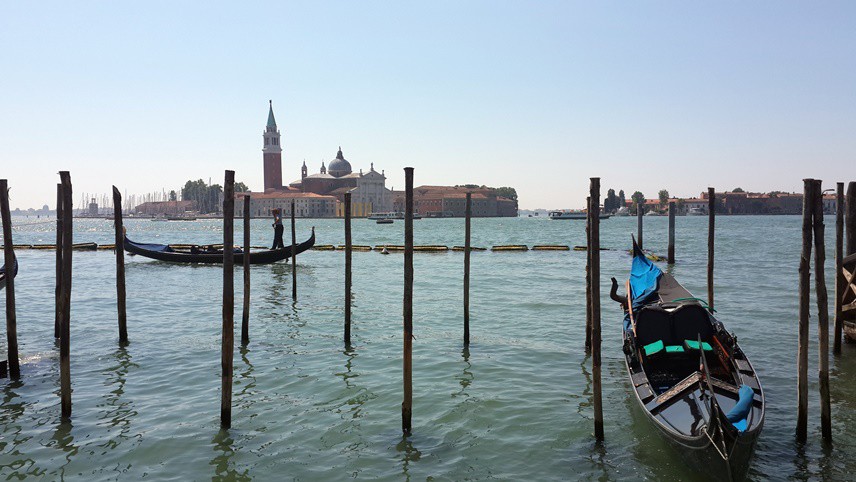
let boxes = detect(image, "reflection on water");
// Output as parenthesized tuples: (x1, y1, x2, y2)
(50, 421, 78, 480)
(396, 436, 421, 481)
(97, 347, 141, 464)
(210, 429, 250, 482)
(578, 355, 592, 418)
(453, 348, 473, 399)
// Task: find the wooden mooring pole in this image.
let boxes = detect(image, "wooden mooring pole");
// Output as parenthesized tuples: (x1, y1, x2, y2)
(241, 194, 250, 346)
(811, 179, 832, 442)
(668, 201, 676, 264)
(637, 199, 643, 250)
(55, 183, 62, 339)
(291, 199, 297, 300)
(59, 171, 73, 419)
(403, 167, 414, 436)
(221, 170, 235, 429)
(590, 178, 604, 441)
(112, 186, 128, 345)
(464, 192, 471, 346)
(847, 182, 856, 260)
(834, 182, 844, 354)
(1, 180, 20, 379)
(707, 187, 715, 310)
(585, 196, 592, 353)
(344, 192, 352, 345)
(796, 179, 812, 443)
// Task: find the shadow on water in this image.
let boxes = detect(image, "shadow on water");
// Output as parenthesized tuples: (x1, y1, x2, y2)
(49, 421, 78, 480)
(236, 346, 256, 400)
(210, 429, 250, 482)
(578, 355, 592, 417)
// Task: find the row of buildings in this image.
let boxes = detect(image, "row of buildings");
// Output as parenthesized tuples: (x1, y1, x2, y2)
(237, 101, 517, 218)
(636, 190, 838, 215)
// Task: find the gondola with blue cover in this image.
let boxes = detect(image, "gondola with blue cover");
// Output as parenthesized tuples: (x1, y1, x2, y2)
(123, 228, 315, 265)
(610, 238, 764, 481)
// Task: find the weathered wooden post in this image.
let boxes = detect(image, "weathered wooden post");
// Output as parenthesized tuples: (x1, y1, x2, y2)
(59, 171, 73, 419)
(464, 192, 471, 346)
(637, 198, 643, 250)
(847, 182, 856, 258)
(590, 178, 604, 441)
(291, 199, 297, 300)
(403, 167, 414, 435)
(834, 182, 844, 354)
(241, 194, 250, 346)
(0, 180, 20, 379)
(112, 186, 128, 345)
(707, 187, 715, 310)
(796, 179, 812, 443)
(344, 192, 352, 345)
(55, 183, 62, 339)
(221, 170, 235, 429)
(585, 196, 592, 353)
(810, 179, 831, 442)
(668, 201, 676, 264)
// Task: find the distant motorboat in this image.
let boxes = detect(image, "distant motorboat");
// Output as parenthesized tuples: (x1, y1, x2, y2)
(645, 211, 660, 216)
(549, 209, 611, 220)
(368, 212, 422, 220)
(687, 207, 705, 216)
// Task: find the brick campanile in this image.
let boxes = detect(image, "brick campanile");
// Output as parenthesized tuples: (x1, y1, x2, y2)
(263, 100, 283, 191)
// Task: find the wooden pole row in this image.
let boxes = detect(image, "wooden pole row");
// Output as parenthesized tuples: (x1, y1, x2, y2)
(59, 171, 73, 420)
(1, 180, 20, 380)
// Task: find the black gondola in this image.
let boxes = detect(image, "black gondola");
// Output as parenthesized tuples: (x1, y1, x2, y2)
(611, 239, 764, 481)
(0, 254, 18, 290)
(123, 228, 315, 265)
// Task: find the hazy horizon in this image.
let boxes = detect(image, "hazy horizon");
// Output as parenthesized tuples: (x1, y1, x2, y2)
(2, 2, 854, 210)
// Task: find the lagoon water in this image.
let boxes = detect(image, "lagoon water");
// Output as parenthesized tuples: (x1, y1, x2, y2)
(0, 214, 853, 481)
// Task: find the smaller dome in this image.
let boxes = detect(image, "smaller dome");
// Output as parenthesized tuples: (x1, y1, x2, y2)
(328, 147, 352, 178)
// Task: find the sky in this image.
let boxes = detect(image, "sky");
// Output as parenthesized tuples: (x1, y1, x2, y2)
(1, 1, 854, 210)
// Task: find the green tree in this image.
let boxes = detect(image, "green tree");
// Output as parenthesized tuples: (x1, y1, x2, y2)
(235, 182, 250, 193)
(658, 189, 670, 209)
(494, 186, 518, 201)
(169, 190, 177, 202)
(631, 191, 645, 214)
(618, 190, 626, 210)
(732, 187, 744, 193)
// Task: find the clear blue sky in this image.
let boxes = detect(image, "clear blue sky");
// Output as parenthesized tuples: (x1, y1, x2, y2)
(1, 1, 854, 210)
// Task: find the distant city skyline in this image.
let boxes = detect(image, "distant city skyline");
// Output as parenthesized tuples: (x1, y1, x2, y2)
(1, 2, 854, 210)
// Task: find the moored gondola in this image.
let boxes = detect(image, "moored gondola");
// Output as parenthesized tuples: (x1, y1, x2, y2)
(611, 239, 764, 481)
(124, 228, 315, 265)
(0, 254, 18, 290)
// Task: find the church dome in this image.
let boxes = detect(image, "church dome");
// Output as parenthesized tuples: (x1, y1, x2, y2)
(328, 147, 352, 177)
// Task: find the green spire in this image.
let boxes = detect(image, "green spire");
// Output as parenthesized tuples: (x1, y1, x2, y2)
(266, 100, 277, 129)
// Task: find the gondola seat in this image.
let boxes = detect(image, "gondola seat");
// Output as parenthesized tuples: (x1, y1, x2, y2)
(671, 303, 714, 343)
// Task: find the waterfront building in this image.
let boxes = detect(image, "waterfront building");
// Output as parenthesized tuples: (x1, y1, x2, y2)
(391, 185, 517, 217)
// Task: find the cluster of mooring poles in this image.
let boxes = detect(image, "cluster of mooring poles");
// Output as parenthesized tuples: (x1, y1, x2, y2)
(796, 179, 856, 445)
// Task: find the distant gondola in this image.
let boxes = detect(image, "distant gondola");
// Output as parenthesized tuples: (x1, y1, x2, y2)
(611, 238, 764, 481)
(123, 228, 315, 265)
(0, 254, 18, 290)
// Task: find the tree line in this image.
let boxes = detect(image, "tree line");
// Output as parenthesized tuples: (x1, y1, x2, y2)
(181, 179, 249, 214)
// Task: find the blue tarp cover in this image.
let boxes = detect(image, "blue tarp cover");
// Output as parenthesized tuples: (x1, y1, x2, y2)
(624, 241, 663, 332)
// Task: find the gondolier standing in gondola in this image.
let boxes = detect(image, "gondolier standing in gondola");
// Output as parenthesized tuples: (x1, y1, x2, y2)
(271, 208, 285, 249)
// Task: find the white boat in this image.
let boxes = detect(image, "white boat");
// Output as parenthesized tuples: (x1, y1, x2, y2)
(367, 212, 422, 220)
(549, 209, 611, 220)
(686, 207, 705, 216)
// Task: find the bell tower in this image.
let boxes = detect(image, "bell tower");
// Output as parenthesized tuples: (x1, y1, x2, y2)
(263, 100, 283, 191)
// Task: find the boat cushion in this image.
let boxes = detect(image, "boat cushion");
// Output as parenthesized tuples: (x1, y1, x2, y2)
(665, 345, 685, 353)
(643, 340, 664, 357)
(684, 340, 713, 351)
(635, 305, 673, 348)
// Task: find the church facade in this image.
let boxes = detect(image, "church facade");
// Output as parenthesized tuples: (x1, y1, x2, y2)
(240, 101, 392, 218)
